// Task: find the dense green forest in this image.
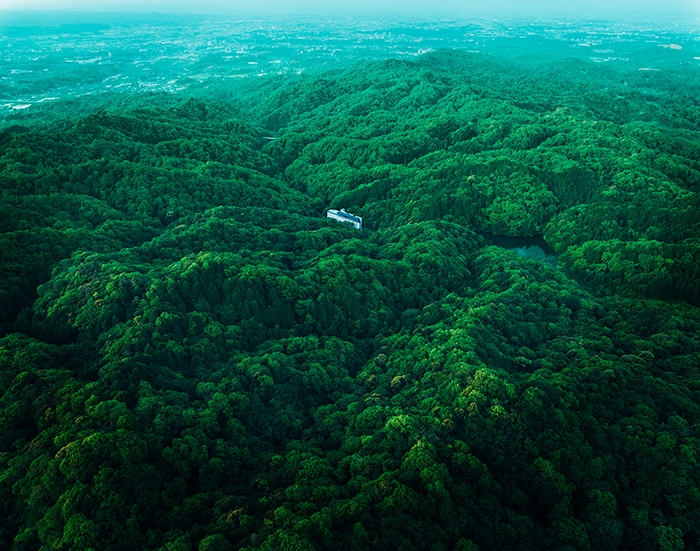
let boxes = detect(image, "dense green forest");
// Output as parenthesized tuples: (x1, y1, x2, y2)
(2, 49, 700, 551)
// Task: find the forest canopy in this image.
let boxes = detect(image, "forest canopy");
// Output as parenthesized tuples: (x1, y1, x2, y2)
(2, 46, 700, 551)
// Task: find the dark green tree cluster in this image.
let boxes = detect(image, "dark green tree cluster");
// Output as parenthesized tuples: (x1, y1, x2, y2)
(246, 52, 700, 304)
(2, 49, 700, 551)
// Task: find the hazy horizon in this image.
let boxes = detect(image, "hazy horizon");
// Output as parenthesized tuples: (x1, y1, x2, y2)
(1, 0, 698, 18)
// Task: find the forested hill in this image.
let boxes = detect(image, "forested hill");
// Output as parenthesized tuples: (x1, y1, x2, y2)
(2, 49, 700, 551)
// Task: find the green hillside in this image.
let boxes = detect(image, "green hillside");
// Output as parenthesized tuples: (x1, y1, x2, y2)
(1, 50, 700, 551)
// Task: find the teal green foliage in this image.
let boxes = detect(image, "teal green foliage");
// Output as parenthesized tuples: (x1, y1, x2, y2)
(252, 54, 700, 306)
(2, 50, 700, 551)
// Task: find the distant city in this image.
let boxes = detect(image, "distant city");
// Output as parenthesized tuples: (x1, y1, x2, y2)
(1, 11, 698, 118)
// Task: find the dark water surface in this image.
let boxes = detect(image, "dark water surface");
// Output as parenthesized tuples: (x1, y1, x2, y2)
(481, 233, 559, 267)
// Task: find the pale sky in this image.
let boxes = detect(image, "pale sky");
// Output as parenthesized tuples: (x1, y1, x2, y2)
(0, 0, 697, 16)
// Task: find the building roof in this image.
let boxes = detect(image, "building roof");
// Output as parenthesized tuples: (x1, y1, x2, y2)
(328, 208, 362, 223)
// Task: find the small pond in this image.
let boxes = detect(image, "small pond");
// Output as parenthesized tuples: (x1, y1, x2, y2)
(481, 233, 559, 268)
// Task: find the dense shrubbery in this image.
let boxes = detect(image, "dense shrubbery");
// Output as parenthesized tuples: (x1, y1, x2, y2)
(2, 50, 700, 551)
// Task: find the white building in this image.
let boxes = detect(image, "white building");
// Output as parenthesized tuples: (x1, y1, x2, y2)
(327, 208, 362, 230)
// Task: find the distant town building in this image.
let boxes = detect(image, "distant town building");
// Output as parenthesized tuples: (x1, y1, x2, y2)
(327, 208, 362, 230)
